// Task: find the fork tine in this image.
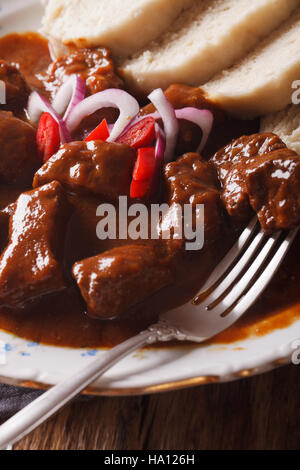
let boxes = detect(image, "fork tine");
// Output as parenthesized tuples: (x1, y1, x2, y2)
(210, 231, 282, 315)
(227, 228, 299, 320)
(191, 228, 299, 339)
(203, 228, 266, 308)
(162, 227, 298, 342)
(193, 217, 258, 304)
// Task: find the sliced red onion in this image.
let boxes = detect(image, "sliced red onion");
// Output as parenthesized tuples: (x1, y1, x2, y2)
(48, 42, 57, 62)
(154, 123, 166, 164)
(175, 107, 214, 153)
(52, 75, 86, 122)
(148, 88, 179, 163)
(48, 38, 70, 61)
(27, 91, 72, 143)
(66, 89, 140, 141)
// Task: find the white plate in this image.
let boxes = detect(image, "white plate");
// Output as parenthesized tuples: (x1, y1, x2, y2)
(0, 0, 299, 395)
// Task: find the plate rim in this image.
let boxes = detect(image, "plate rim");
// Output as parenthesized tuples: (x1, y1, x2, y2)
(0, 355, 291, 396)
(0, 0, 299, 395)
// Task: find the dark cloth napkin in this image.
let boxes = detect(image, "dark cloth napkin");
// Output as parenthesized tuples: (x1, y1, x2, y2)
(0, 384, 43, 421)
(0, 384, 92, 421)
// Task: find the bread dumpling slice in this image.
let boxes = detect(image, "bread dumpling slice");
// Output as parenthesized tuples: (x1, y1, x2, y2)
(121, 0, 299, 94)
(41, 0, 194, 58)
(204, 5, 300, 118)
(261, 104, 300, 154)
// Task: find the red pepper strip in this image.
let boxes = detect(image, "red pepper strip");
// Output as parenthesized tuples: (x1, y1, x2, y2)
(117, 117, 156, 149)
(84, 119, 110, 142)
(131, 147, 160, 200)
(133, 147, 157, 181)
(36, 112, 61, 163)
(130, 179, 152, 199)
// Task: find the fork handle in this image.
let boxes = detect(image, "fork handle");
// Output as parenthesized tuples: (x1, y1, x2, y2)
(0, 330, 151, 449)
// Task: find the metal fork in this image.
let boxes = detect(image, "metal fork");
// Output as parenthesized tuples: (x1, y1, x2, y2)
(0, 218, 298, 449)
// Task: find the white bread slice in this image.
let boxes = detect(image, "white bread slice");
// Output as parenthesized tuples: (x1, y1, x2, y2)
(121, 0, 299, 95)
(261, 104, 300, 153)
(41, 0, 194, 58)
(203, 6, 300, 118)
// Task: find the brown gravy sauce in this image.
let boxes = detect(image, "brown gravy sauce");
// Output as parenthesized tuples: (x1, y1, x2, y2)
(0, 33, 299, 349)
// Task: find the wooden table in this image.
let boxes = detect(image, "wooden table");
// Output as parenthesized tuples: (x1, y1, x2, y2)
(11, 364, 299, 450)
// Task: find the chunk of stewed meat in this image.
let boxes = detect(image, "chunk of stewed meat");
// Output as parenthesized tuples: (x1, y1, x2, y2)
(211, 133, 287, 220)
(211, 133, 300, 233)
(0, 111, 38, 185)
(44, 47, 123, 98)
(245, 149, 300, 233)
(33, 141, 136, 201)
(164, 153, 222, 240)
(0, 60, 30, 113)
(0, 182, 70, 309)
(72, 244, 173, 319)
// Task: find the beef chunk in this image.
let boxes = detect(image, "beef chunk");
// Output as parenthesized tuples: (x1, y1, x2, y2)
(245, 150, 300, 233)
(211, 133, 286, 220)
(0, 60, 30, 113)
(0, 182, 70, 308)
(33, 141, 136, 201)
(43, 47, 123, 137)
(72, 244, 173, 319)
(0, 111, 38, 185)
(44, 47, 123, 98)
(211, 133, 300, 233)
(164, 153, 222, 240)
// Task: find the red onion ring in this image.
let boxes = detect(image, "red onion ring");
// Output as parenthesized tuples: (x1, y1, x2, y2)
(48, 42, 57, 62)
(154, 123, 166, 164)
(66, 89, 140, 141)
(52, 75, 86, 122)
(148, 88, 179, 163)
(175, 108, 214, 153)
(27, 92, 72, 143)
